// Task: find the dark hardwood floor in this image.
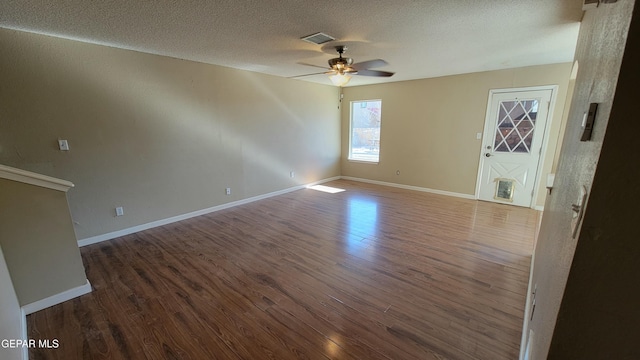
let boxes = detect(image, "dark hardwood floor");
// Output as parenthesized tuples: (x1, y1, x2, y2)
(28, 180, 539, 359)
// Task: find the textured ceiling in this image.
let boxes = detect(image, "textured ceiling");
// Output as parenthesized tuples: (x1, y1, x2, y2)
(0, 0, 584, 87)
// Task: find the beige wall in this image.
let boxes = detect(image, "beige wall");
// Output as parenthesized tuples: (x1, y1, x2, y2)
(0, 28, 341, 240)
(341, 63, 573, 208)
(0, 178, 87, 305)
(528, 0, 637, 358)
(0, 244, 22, 360)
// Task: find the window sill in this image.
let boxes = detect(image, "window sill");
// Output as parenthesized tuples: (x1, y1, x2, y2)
(347, 159, 379, 164)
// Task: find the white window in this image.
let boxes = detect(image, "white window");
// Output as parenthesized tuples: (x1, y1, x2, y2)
(349, 100, 382, 163)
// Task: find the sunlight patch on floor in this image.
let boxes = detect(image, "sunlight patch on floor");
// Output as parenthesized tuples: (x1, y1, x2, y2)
(307, 185, 345, 193)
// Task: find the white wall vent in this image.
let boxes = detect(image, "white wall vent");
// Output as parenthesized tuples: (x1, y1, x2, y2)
(300, 32, 335, 45)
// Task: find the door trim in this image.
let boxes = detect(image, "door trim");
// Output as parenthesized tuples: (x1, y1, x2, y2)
(475, 85, 558, 208)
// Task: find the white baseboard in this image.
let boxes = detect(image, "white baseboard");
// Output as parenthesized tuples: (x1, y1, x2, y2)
(520, 255, 536, 360)
(21, 279, 92, 315)
(20, 308, 27, 360)
(78, 176, 341, 247)
(519, 214, 544, 360)
(76, 176, 501, 249)
(340, 176, 476, 200)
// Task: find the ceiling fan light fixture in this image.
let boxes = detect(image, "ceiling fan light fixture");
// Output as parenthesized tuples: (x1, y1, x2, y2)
(329, 73, 351, 87)
(295, 45, 392, 85)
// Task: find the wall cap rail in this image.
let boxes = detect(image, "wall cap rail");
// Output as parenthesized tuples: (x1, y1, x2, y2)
(0, 164, 74, 192)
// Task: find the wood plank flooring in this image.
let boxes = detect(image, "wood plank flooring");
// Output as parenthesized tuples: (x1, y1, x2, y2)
(28, 180, 539, 360)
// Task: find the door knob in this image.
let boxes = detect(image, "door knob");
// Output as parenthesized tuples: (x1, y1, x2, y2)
(485, 153, 491, 157)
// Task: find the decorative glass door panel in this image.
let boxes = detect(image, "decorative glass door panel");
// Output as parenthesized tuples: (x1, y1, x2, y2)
(494, 99, 539, 153)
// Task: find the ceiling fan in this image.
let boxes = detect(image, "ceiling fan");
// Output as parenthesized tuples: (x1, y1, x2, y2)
(296, 45, 394, 86)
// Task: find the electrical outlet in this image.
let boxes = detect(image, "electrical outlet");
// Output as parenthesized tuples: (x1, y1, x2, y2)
(58, 139, 70, 151)
(290, 171, 295, 178)
(115, 207, 124, 216)
(225, 188, 231, 195)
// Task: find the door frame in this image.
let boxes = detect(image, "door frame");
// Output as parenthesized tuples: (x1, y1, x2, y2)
(475, 85, 559, 209)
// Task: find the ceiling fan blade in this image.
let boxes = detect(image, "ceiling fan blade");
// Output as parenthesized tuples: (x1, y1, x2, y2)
(355, 69, 395, 77)
(298, 62, 330, 70)
(351, 59, 388, 71)
(288, 71, 328, 79)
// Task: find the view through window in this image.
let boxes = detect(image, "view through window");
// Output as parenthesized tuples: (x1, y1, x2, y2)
(349, 100, 382, 162)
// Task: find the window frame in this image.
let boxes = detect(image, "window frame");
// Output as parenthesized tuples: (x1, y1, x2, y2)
(348, 99, 382, 164)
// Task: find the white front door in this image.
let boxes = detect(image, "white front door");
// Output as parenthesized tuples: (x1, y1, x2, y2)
(477, 88, 554, 207)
